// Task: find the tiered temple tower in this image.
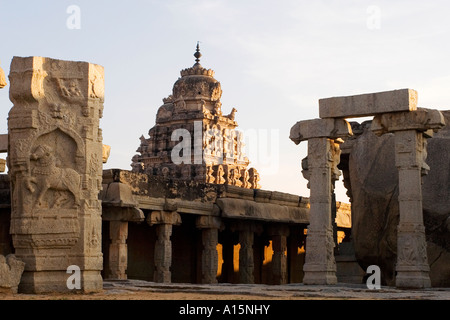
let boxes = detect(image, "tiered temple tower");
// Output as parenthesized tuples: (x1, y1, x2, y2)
(131, 44, 261, 189)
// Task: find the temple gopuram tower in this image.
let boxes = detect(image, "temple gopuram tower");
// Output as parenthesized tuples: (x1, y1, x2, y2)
(131, 44, 260, 189)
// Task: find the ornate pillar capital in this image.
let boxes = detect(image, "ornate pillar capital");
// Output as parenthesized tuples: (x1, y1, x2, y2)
(147, 210, 181, 226)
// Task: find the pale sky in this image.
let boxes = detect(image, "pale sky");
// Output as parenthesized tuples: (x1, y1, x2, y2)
(1, 0, 450, 202)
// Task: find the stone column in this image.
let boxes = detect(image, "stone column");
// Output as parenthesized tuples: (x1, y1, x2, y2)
(108, 221, 128, 280)
(101, 181, 145, 280)
(147, 211, 181, 283)
(196, 216, 223, 284)
(238, 227, 254, 284)
(288, 226, 306, 283)
(268, 225, 289, 284)
(372, 108, 445, 288)
(290, 118, 352, 285)
(230, 222, 262, 284)
(8, 56, 104, 293)
(154, 224, 172, 283)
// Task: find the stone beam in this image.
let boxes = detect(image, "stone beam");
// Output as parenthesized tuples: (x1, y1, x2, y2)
(319, 89, 418, 119)
(289, 118, 352, 145)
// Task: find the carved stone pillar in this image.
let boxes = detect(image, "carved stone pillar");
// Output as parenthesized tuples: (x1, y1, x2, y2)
(231, 222, 262, 284)
(196, 216, 223, 284)
(372, 108, 445, 288)
(268, 225, 290, 285)
(8, 56, 104, 293)
(147, 211, 181, 283)
(154, 224, 172, 283)
(108, 221, 128, 280)
(288, 226, 306, 283)
(238, 227, 254, 284)
(290, 118, 352, 285)
(101, 181, 145, 280)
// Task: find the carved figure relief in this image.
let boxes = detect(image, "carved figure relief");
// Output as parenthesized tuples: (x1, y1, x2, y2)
(89, 71, 104, 100)
(213, 101, 222, 116)
(229, 168, 242, 187)
(397, 234, 428, 266)
(248, 168, 261, 189)
(194, 165, 206, 181)
(214, 165, 225, 184)
(206, 166, 215, 183)
(240, 169, 250, 188)
(27, 144, 81, 209)
(225, 107, 237, 121)
(58, 79, 82, 98)
(176, 95, 186, 111)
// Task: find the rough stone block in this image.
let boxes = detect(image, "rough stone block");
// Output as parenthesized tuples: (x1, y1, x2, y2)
(0, 254, 25, 294)
(319, 89, 418, 119)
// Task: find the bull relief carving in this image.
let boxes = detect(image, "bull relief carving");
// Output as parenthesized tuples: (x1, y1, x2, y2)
(27, 144, 81, 209)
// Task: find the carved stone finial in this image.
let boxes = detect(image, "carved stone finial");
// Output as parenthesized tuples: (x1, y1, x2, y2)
(194, 41, 202, 66)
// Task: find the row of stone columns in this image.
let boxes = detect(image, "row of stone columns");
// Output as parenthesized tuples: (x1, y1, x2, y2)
(290, 89, 445, 288)
(106, 213, 297, 285)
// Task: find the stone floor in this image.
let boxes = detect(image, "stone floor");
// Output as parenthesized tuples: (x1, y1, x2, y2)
(1, 279, 449, 300)
(102, 279, 450, 300)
